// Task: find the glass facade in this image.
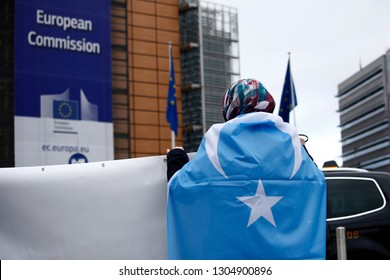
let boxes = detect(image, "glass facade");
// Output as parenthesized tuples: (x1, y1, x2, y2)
(179, 0, 240, 152)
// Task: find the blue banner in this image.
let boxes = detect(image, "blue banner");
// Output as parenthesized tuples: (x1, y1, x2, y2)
(14, 0, 112, 122)
(14, 0, 113, 167)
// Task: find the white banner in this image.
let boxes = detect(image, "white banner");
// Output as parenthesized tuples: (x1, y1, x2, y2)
(0, 155, 169, 259)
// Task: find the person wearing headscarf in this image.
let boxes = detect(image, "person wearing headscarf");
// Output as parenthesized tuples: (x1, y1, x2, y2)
(167, 79, 276, 180)
(166, 79, 326, 260)
(222, 78, 275, 121)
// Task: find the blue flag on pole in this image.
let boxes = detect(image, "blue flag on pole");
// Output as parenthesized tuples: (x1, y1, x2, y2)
(167, 112, 326, 260)
(166, 45, 178, 135)
(278, 58, 297, 123)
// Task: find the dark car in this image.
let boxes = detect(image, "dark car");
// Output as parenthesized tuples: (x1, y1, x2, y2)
(324, 167, 390, 259)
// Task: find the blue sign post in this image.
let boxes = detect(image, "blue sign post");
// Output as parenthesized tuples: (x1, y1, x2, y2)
(14, 0, 113, 166)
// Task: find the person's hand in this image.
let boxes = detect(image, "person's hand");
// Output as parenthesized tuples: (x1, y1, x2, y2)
(299, 134, 308, 145)
(166, 146, 184, 154)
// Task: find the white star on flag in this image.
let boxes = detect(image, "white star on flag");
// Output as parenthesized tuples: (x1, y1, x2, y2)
(237, 179, 283, 227)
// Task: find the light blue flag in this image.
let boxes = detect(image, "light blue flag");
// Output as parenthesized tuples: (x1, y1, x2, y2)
(167, 112, 326, 260)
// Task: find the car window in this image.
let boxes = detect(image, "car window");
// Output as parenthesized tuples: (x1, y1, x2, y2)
(326, 177, 385, 220)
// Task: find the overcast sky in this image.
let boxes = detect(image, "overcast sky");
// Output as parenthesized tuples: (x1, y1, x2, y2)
(207, 0, 390, 167)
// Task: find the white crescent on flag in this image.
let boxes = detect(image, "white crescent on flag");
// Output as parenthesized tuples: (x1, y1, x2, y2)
(205, 123, 227, 178)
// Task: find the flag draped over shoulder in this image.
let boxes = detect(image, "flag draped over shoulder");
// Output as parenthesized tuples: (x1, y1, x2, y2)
(278, 58, 297, 123)
(167, 112, 326, 260)
(166, 45, 178, 135)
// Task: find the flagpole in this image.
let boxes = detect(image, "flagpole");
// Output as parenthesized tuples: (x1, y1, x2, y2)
(171, 131, 175, 149)
(289, 52, 297, 128)
(168, 41, 176, 149)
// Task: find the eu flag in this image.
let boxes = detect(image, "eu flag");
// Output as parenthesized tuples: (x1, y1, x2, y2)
(278, 58, 297, 123)
(167, 112, 326, 259)
(53, 100, 79, 120)
(166, 46, 178, 135)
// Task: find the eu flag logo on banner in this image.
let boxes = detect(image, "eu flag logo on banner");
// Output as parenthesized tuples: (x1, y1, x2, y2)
(166, 45, 178, 135)
(167, 112, 326, 260)
(278, 58, 297, 123)
(53, 100, 79, 120)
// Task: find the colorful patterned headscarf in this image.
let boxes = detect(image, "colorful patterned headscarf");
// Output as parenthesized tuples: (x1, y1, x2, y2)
(222, 79, 275, 121)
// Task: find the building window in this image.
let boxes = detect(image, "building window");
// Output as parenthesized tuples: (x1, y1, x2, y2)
(341, 122, 389, 146)
(340, 106, 385, 132)
(342, 138, 390, 161)
(339, 88, 383, 115)
(338, 70, 382, 100)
